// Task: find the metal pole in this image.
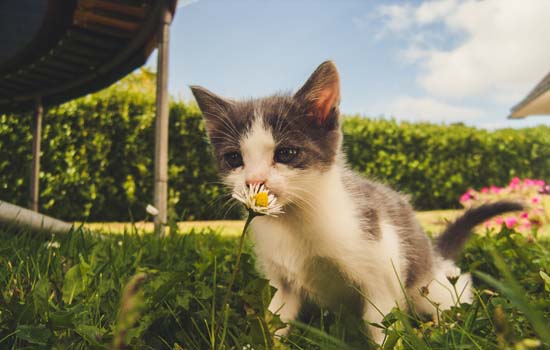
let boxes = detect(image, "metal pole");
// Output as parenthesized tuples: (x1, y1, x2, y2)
(30, 96, 43, 212)
(154, 1, 172, 236)
(0, 200, 73, 235)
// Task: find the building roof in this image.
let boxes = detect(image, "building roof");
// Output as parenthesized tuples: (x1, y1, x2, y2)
(509, 71, 550, 119)
(0, 0, 176, 113)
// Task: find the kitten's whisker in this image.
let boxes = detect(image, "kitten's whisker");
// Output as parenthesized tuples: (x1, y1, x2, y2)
(204, 193, 236, 217)
(204, 110, 241, 139)
(285, 185, 319, 199)
(222, 200, 241, 220)
(286, 192, 322, 216)
(285, 192, 318, 214)
(207, 127, 240, 142)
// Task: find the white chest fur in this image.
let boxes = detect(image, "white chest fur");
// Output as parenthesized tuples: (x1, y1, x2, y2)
(250, 167, 405, 304)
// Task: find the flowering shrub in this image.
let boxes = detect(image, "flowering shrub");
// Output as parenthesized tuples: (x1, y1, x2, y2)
(460, 177, 550, 234)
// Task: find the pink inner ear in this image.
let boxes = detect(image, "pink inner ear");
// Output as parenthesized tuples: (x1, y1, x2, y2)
(314, 86, 339, 123)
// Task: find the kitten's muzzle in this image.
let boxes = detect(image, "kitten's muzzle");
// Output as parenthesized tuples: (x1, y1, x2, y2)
(245, 181, 279, 198)
(245, 178, 266, 187)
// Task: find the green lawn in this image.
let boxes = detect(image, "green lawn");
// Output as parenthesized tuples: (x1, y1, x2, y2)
(1, 221, 550, 349)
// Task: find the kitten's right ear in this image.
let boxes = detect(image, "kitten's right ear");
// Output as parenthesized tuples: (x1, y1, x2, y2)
(190, 85, 231, 122)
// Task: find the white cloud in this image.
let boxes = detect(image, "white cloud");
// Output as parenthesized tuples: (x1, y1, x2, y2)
(374, 0, 459, 33)
(376, 3, 415, 32)
(415, 0, 459, 25)
(376, 0, 550, 103)
(390, 96, 484, 123)
(400, 46, 430, 64)
(353, 4, 416, 39)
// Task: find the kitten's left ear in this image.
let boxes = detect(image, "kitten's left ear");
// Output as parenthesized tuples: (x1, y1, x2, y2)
(294, 61, 340, 125)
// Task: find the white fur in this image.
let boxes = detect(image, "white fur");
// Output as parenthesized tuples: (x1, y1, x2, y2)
(251, 166, 411, 342)
(226, 115, 471, 344)
(411, 259, 473, 317)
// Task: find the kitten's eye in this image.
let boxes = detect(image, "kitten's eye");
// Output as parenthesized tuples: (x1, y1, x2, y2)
(223, 152, 243, 168)
(275, 148, 299, 164)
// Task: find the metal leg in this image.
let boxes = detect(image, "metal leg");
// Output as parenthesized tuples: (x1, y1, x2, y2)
(30, 96, 43, 212)
(154, 1, 172, 236)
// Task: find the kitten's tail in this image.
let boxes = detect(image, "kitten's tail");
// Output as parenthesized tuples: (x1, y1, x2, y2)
(435, 201, 523, 261)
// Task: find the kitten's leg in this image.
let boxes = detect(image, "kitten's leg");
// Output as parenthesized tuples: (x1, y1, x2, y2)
(412, 263, 473, 319)
(269, 282, 301, 337)
(362, 289, 404, 346)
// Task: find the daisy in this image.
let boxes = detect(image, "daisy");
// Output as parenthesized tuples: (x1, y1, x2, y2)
(232, 183, 284, 217)
(146, 204, 159, 216)
(217, 185, 283, 335)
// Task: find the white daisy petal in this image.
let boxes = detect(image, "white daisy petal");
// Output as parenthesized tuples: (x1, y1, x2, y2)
(231, 184, 285, 217)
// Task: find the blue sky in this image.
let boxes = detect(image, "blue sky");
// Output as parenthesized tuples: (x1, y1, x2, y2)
(146, 0, 550, 129)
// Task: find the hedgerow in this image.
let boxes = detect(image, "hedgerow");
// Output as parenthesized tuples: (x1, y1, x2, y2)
(343, 117, 550, 209)
(1, 70, 228, 221)
(1, 70, 549, 220)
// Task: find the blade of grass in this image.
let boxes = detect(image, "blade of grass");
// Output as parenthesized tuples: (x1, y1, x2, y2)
(474, 248, 550, 345)
(289, 320, 355, 350)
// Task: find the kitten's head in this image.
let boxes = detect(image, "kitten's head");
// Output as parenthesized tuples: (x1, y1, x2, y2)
(190, 61, 342, 207)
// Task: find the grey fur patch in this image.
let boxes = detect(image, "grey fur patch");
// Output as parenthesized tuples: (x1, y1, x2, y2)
(191, 87, 342, 173)
(278, 276, 292, 295)
(261, 95, 341, 170)
(436, 201, 523, 261)
(342, 170, 433, 287)
(362, 207, 381, 239)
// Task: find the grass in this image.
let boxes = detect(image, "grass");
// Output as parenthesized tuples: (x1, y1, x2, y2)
(1, 221, 550, 349)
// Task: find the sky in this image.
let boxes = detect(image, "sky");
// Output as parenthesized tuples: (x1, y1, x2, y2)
(146, 0, 550, 129)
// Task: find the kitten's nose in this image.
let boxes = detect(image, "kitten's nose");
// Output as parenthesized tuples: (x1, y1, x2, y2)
(245, 178, 265, 187)
(245, 170, 267, 186)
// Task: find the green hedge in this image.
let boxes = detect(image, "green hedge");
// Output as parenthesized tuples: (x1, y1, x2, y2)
(1, 70, 549, 220)
(343, 118, 550, 209)
(1, 70, 229, 221)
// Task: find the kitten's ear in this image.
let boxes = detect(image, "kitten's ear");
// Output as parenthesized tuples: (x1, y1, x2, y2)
(294, 61, 340, 124)
(190, 85, 232, 123)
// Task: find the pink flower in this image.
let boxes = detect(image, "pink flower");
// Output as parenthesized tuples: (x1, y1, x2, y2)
(534, 180, 545, 187)
(524, 179, 535, 186)
(460, 189, 475, 203)
(494, 217, 504, 225)
(532, 197, 541, 204)
(481, 187, 489, 194)
(460, 193, 471, 202)
(509, 177, 521, 191)
(505, 217, 518, 228)
(521, 212, 529, 219)
(490, 185, 501, 194)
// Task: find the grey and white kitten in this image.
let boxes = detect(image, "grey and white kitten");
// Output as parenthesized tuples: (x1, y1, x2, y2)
(190, 61, 521, 344)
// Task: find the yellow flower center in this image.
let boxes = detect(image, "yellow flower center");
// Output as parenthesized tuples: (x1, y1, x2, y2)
(254, 192, 269, 207)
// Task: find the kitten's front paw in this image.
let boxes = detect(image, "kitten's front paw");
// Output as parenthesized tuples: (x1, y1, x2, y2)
(444, 265, 461, 279)
(274, 324, 291, 338)
(367, 325, 386, 348)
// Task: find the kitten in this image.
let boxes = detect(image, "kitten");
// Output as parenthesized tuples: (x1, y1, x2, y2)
(190, 61, 522, 344)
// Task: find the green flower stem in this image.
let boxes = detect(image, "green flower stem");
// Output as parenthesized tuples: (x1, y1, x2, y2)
(216, 211, 257, 342)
